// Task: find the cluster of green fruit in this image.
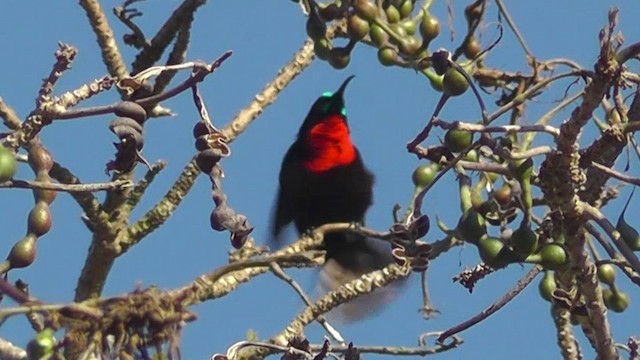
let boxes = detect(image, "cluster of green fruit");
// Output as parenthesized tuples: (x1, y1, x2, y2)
(0, 143, 56, 273)
(410, 127, 634, 312)
(305, 0, 482, 94)
(307, 0, 440, 68)
(537, 264, 629, 314)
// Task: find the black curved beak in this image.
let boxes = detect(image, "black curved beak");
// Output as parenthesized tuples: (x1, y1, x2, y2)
(334, 75, 355, 98)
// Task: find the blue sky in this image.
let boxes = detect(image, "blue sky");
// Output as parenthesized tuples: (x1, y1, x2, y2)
(1, 1, 639, 359)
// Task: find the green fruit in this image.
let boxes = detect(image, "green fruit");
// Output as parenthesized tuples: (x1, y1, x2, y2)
(369, 23, 388, 47)
(412, 163, 438, 188)
(464, 149, 479, 162)
(512, 157, 534, 210)
(378, 47, 399, 67)
(442, 67, 470, 97)
(28, 201, 52, 237)
(314, 38, 332, 60)
(428, 72, 443, 92)
(464, 0, 484, 24)
(388, 23, 407, 45)
(464, 36, 482, 60)
(444, 129, 473, 152)
(457, 209, 486, 244)
(28, 144, 54, 173)
(398, 36, 422, 57)
(419, 11, 440, 43)
(399, 0, 414, 18)
(26, 328, 55, 360)
(353, 0, 379, 22)
(385, 5, 401, 23)
(602, 288, 629, 313)
(485, 171, 499, 184)
(477, 236, 514, 269)
(347, 15, 370, 40)
(33, 173, 57, 204)
(539, 243, 569, 271)
(494, 185, 512, 207)
(511, 224, 538, 259)
(597, 264, 616, 286)
(400, 19, 417, 35)
(328, 47, 351, 69)
(538, 271, 556, 302)
(0, 145, 17, 182)
(7, 234, 37, 269)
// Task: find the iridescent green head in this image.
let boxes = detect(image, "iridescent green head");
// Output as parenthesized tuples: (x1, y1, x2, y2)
(298, 76, 355, 137)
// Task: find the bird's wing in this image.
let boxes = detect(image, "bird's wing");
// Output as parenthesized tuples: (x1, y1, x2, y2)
(270, 143, 303, 244)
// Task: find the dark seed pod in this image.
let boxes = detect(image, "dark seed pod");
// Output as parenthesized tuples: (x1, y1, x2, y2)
(318, 3, 342, 21)
(210, 208, 226, 231)
(8, 234, 38, 269)
(196, 148, 222, 173)
(114, 101, 148, 124)
(118, 127, 145, 151)
(314, 38, 332, 60)
(28, 144, 54, 173)
(328, 47, 351, 69)
(130, 80, 154, 101)
(457, 209, 486, 244)
(511, 223, 538, 259)
(193, 122, 210, 139)
(109, 117, 145, 150)
(464, 0, 484, 25)
(347, 15, 370, 41)
(306, 5, 327, 40)
(430, 50, 450, 75)
(33, 173, 57, 205)
(195, 135, 211, 151)
(109, 117, 144, 135)
(28, 201, 52, 237)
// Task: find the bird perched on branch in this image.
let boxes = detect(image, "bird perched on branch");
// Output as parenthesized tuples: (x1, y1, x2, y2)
(271, 76, 396, 320)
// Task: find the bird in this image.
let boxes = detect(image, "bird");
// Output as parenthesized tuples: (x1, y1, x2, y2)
(271, 76, 395, 320)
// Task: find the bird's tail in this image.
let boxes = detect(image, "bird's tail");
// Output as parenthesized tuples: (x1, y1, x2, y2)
(318, 232, 403, 322)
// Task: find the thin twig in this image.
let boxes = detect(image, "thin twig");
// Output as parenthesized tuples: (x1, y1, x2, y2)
(269, 263, 345, 345)
(495, 0, 533, 59)
(591, 161, 640, 186)
(437, 266, 541, 343)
